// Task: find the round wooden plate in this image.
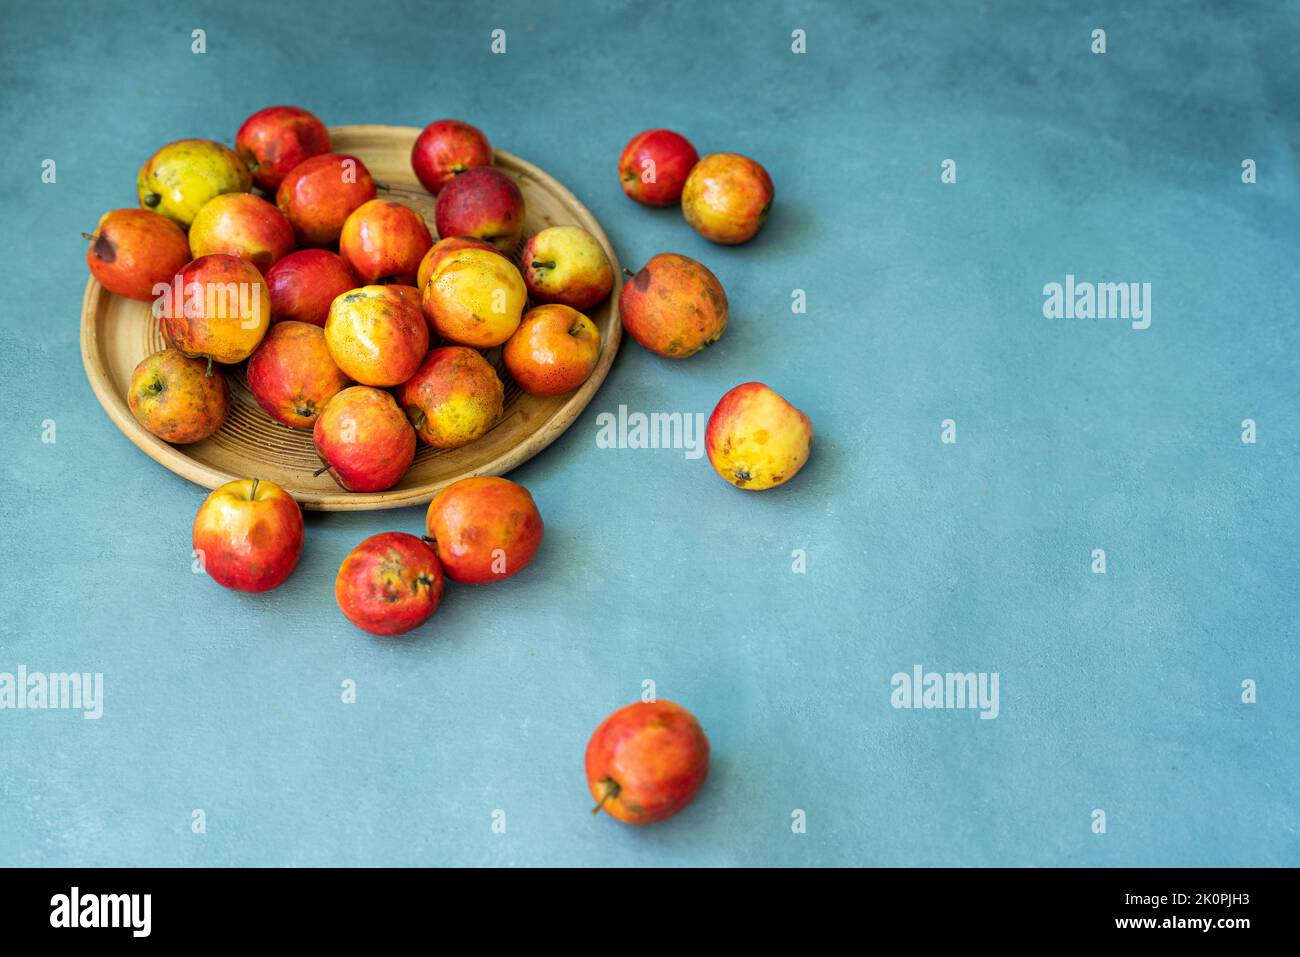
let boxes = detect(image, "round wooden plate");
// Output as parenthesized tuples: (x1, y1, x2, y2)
(81, 124, 622, 510)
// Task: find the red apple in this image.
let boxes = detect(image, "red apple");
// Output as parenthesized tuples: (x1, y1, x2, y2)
(192, 478, 304, 592)
(313, 386, 417, 492)
(339, 199, 433, 284)
(160, 253, 271, 364)
(335, 532, 445, 636)
(618, 253, 728, 358)
(84, 209, 191, 301)
(411, 119, 493, 195)
(681, 152, 774, 245)
(415, 236, 502, 296)
(424, 476, 543, 584)
(247, 321, 351, 429)
(434, 166, 525, 254)
(399, 346, 504, 449)
(127, 348, 228, 444)
(188, 192, 295, 272)
(276, 152, 376, 246)
(618, 129, 699, 207)
(235, 105, 332, 192)
(519, 226, 613, 310)
(585, 700, 710, 825)
(706, 382, 813, 490)
(265, 249, 358, 327)
(324, 285, 429, 387)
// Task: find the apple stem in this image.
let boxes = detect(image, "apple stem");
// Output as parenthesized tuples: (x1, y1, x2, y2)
(204, 355, 213, 377)
(622, 268, 636, 279)
(374, 180, 390, 191)
(591, 779, 620, 816)
(531, 260, 555, 270)
(249, 477, 260, 499)
(80, 232, 94, 241)
(312, 464, 331, 477)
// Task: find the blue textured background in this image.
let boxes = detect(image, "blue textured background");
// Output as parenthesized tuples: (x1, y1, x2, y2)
(1, 0, 1297, 866)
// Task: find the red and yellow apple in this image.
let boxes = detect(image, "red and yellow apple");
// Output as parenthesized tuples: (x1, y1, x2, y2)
(265, 249, 358, 327)
(585, 700, 710, 825)
(503, 304, 600, 396)
(398, 346, 504, 449)
(246, 320, 351, 429)
(618, 129, 699, 207)
(137, 138, 252, 228)
(618, 253, 727, 358)
(424, 476, 543, 584)
(411, 119, 493, 195)
(681, 152, 774, 245)
(276, 152, 376, 246)
(313, 386, 416, 492)
(434, 166, 525, 254)
(339, 199, 433, 284)
(421, 246, 526, 348)
(415, 236, 502, 295)
(192, 478, 304, 592)
(127, 348, 228, 444)
(188, 193, 295, 272)
(335, 532, 445, 636)
(705, 382, 813, 490)
(160, 253, 271, 364)
(519, 226, 613, 310)
(235, 105, 331, 191)
(84, 208, 190, 301)
(324, 285, 429, 387)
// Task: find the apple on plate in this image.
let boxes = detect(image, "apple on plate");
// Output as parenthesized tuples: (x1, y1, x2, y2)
(188, 193, 295, 272)
(324, 285, 429, 387)
(585, 700, 710, 825)
(276, 152, 376, 246)
(415, 236, 503, 296)
(434, 166, 525, 254)
(411, 119, 493, 195)
(160, 253, 271, 365)
(424, 476, 543, 584)
(618, 129, 698, 207)
(247, 320, 351, 429)
(235, 105, 332, 192)
(84, 208, 191, 301)
(192, 478, 304, 592)
(339, 199, 433, 284)
(503, 304, 600, 396)
(399, 346, 504, 449)
(335, 532, 445, 636)
(705, 382, 813, 490)
(265, 249, 358, 327)
(313, 386, 417, 492)
(128, 348, 228, 444)
(519, 226, 613, 310)
(137, 138, 251, 228)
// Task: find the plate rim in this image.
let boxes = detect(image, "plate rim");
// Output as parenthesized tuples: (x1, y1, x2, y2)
(80, 124, 622, 511)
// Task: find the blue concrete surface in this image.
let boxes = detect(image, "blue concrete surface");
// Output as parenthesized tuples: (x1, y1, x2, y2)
(0, 0, 1297, 866)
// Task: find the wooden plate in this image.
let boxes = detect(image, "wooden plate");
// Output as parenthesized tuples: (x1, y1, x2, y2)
(81, 124, 622, 510)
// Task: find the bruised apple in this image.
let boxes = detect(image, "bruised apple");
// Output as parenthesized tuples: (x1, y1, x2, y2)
(503, 304, 600, 396)
(247, 321, 351, 429)
(324, 286, 429, 387)
(339, 199, 433, 284)
(192, 478, 304, 592)
(265, 249, 358, 326)
(519, 226, 613, 310)
(411, 119, 493, 195)
(399, 346, 504, 449)
(585, 700, 710, 825)
(235, 105, 331, 191)
(128, 348, 228, 444)
(160, 253, 271, 364)
(421, 246, 526, 348)
(335, 532, 445, 636)
(681, 152, 774, 245)
(276, 152, 376, 246)
(434, 166, 525, 254)
(84, 209, 190, 301)
(705, 382, 813, 490)
(188, 193, 295, 272)
(137, 138, 252, 228)
(424, 477, 543, 584)
(313, 386, 416, 492)
(618, 253, 727, 358)
(618, 129, 699, 207)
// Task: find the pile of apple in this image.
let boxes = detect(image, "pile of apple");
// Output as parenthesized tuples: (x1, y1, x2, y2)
(83, 108, 815, 827)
